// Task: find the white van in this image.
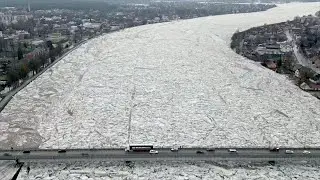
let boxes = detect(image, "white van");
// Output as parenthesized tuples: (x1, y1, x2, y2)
(228, 149, 237, 153)
(285, 150, 294, 154)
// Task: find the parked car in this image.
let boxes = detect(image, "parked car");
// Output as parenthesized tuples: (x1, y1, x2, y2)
(149, 150, 158, 154)
(269, 147, 280, 152)
(228, 149, 237, 153)
(268, 161, 276, 166)
(58, 150, 67, 153)
(171, 148, 179, 152)
(196, 150, 204, 154)
(303, 150, 311, 154)
(81, 153, 89, 157)
(206, 148, 215, 152)
(285, 150, 294, 154)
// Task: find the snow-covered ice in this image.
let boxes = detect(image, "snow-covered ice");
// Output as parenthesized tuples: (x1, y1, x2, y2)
(1, 2, 320, 180)
(16, 161, 320, 180)
(0, 3, 320, 150)
(0, 161, 18, 180)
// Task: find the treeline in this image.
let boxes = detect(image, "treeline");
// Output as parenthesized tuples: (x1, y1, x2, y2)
(146, 3, 276, 18)
(230, 22, 286, 52)
(1, 0, 276, 13)
(231, 30, 244, 53)
(6, 42, 63, 88)
(0, 0, 119, 12)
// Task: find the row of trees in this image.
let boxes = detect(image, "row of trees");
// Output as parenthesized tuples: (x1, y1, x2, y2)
(6, 42, 63, 88)
(6, 55, 45, 88)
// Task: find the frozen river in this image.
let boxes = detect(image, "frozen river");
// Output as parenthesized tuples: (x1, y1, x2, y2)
(0, 3, 320, 150)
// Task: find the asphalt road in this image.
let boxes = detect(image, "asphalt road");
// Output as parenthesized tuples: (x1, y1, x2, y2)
(285, 30, 320, 74)
(0, 148, 319, 162)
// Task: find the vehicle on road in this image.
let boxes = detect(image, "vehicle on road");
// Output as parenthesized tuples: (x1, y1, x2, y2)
(303, 150, 311, 154)
(285, 150, 294, 154)
(228, 149, 237, 153)
(3, 153, 11, 156)
(196, 150, 204, 154)
(149, 150, 158, 154)
(268, 161, 276, 166)
(23, 151, 31, 154)
(270, 147, 280, 152)
(81, 153, 89, 157)
(171, 147, 179, 152)
(130, 144, 154, 152)
(58, 150, 67, 153)
(206, 148, 215, 152)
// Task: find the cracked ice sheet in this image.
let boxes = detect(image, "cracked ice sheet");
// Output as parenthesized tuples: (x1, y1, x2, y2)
(0, 3, 320, 149)
(16, 161, 320, 180)
(0, 161, 18, 180)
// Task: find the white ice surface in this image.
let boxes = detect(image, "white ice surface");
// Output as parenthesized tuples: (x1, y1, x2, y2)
(1, 2, 320, 180)
(0, 161, 18, 180)
(16, 161, 320, 180)
(0, 3, 320, 150)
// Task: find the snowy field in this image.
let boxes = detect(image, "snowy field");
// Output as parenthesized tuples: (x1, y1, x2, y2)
(0, 3, 320, 150)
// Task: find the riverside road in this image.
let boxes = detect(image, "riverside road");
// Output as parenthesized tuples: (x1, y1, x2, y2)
(0, 148, 319, 162)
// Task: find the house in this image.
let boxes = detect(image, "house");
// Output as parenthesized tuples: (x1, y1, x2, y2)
(83, 23, 101, 30)
(25, 48, 47, 60)
(54, 27, 70, 35)
(279, 42, 292, 53)
(133, 19, 143, 26)
(291, 27, 302, 35)
(161, 15, 169, 22)
(0, 13, 14, 25)
(110, 25, 121, 32)
(31, 40, 45, 48)
(47, 33, 68, 43)
(0, 37, 14, 55)
(154, 17, 160, 23)
(0, 13, 31, 25)
(15, 14, 33, 22)
(308, 25, 320, 34)
(266, 43, 280, 50)
(16, 30, 30, 40)
(255, 44, 282, 61)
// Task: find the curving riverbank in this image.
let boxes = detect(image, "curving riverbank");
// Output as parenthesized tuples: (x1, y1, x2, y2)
(0, 40, 89, 113)
(230, 13, 320, 99)
(0, 3, 319, 150)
